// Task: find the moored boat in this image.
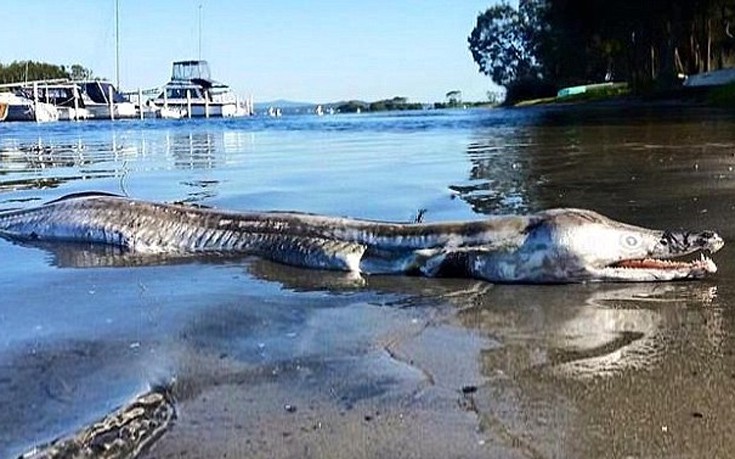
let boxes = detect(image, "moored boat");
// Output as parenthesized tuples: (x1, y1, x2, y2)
(150, 60, 251, 118)
(76, 80, 137, 118)
(3, 79, 133, 120)
(0, 92, 58, 122)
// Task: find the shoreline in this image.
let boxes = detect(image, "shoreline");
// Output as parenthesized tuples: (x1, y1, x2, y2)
(510, 84, 733, 110)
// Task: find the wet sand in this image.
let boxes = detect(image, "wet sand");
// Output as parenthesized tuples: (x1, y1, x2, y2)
(135, 282, 735, 458)
(142, 330, 498, 459)
(6, 263, 735, 458)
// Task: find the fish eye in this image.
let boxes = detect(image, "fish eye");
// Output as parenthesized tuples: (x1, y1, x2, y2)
(621, 234, 640, 248)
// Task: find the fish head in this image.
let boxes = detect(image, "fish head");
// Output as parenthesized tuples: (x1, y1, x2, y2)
(536, 209, 724, 282)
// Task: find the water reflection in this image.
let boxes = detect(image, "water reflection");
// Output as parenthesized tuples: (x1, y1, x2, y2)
(450, 129, 539, 214)
(179, 179, 221, 203)
(166, 131, 217, 169)
(454, 107, 735, 219)
(0, 134, 141, 168)
(222, 130, 255, 156)
(8, 235, 724, 382)
(0, 138, 118, 192)
(454, 283, 720, 379)
(0, 128, 253, 197)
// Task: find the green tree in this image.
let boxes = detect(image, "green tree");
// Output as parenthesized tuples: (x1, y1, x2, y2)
(468, 1, 547, 87)
(445, 90, 462, 106)
(470, 0, 735, 97)
(70, 64, 93, 80)
(0, 61, 65, 83)
(0, 60, 95, 84)
(486, 90, 502, 104)
(368, 96, 422, 111)
(542, 0, 735, 90)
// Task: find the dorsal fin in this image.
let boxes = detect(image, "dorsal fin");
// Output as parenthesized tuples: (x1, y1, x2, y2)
(45, 191, 125, 205)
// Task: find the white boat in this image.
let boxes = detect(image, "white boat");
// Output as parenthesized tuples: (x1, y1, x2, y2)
(7, 80, 130, 120)
(19, 82, 90, 120)
(76, 80, 137, 119)
(150, 60, 250, 118)
(0, 92, 58, 122)
(157, 105, 185, 119)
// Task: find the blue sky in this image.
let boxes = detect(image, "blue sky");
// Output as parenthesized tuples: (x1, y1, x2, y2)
(0, 0, 500, 103)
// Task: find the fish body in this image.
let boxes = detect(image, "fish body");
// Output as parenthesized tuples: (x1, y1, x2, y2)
(0, 193, 724, 283)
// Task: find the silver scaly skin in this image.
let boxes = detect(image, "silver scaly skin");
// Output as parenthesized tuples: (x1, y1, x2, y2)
(0, 193, 724, 283)
(19, 385, 175, 459)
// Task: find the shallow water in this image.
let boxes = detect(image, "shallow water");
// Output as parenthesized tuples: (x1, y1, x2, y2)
(2, 107, 735, 457)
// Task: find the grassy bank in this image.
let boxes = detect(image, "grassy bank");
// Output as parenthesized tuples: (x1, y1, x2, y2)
(514, 83, 630, 107)
(513, 82, 735, 108)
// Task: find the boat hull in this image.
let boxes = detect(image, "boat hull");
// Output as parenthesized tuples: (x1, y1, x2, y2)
(151, 100, 245, 118)
(0, 97, 58, 122)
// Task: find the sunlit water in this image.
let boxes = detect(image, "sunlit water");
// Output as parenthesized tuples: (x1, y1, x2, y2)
(2, 107, 735, 457)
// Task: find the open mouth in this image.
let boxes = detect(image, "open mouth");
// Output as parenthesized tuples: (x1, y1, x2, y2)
(610, 252, 716, 273)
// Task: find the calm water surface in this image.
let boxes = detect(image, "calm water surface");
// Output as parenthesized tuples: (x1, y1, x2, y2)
(2, 107, 735, 457)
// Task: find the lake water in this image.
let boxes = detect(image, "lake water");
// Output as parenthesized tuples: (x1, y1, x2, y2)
(2, 107, 735, 457)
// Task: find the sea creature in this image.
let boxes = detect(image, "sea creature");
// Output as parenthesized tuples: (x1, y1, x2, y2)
(0, 192, 724, 283)
(20, 385, 175, 459)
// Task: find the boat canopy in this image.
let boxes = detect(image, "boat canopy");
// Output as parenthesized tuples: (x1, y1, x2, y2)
(81, 82, 128, 104)
(169, 61, 227, 88)
(172, 60, 212, 81)
(17, 85, 79, 107)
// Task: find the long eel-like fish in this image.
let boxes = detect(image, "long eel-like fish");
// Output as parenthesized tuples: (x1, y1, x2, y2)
(0, 192, 724, 283)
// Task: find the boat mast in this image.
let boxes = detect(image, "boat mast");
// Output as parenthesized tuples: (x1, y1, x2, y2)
(198, 4, 203, 60)
(115, 0, 120, 89)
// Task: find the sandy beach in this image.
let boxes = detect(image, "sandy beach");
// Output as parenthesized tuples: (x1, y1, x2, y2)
(136, 281, 735, 459)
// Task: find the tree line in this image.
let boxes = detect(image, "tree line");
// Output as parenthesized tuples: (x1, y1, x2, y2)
(0, 61, 94, 85)
(469, 0, 735, 102)
(335, 97, 423, 113)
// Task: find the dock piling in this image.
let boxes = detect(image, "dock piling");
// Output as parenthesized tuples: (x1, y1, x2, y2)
(186, 89, 192, 118)
(32, 82, 39, 123)
(73, 85, 80, 121)
(108, 85, 115, 120)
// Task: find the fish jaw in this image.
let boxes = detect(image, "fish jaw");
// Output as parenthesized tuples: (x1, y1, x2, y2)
(588, 230, 724, 282)
(477, 210, 727, 283)
(590, 253, 718, 282)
